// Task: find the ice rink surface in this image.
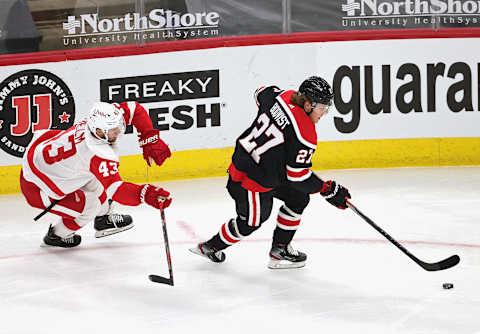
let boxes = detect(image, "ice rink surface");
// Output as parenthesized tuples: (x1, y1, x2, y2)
(1, 166, 479, 334)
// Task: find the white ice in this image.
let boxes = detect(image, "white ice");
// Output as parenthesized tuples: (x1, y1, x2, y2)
(1, 166, 479, 334)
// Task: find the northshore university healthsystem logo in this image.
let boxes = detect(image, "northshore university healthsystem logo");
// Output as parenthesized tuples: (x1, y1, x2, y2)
(61, 8, 220, 47)
(341, 0, 480, 27)
(0, 69, 75, 158)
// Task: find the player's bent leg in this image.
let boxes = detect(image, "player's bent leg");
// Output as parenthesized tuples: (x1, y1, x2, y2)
(189, 217, 246, 263)
(42, 189, 102, 248)
(191, 178, 273, 263)
(94, 200, 134, 238)
(42, 219, 82, 248)
(268, 204, 307, 269)
(80, 179, 134, 238)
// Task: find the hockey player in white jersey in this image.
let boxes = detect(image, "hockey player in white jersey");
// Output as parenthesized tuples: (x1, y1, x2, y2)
(20, 101, 172, 248)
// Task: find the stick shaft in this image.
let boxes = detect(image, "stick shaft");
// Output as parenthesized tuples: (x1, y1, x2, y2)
(160, 208, 174, 285)
(33, 199, 59, 221)
(346, 200, 459, 271)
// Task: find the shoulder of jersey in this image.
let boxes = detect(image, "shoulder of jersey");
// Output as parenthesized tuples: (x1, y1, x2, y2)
(275, 90, 317, 149)
(254, 86, 283, 107)
(116, 101, 135, 124)
(84, 125, 119, 162)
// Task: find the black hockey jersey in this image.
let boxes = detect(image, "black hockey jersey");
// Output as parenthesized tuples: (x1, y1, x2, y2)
(228, 86, 325, 194)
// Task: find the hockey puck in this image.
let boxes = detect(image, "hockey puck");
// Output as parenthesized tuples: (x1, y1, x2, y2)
(442, 283, 454, 289)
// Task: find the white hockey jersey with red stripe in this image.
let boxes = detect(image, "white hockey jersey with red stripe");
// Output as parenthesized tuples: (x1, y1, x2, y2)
(21, 101, 154, 205)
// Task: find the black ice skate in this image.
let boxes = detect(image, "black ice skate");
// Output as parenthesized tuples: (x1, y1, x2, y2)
(189, 242, 226, 263)
(268, 243, 306, 269)
(43, 224, 81, 248)
(94, 213, 133, 238)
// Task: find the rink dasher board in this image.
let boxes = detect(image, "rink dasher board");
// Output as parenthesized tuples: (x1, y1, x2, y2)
(1, 35, 480, 193)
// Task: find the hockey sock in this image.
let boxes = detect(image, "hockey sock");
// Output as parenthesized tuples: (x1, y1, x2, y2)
(206, 218, 240, 250)
(207, 217, 259, 250)
(53, 218, 80, 237)
(272, 205, 301, 245)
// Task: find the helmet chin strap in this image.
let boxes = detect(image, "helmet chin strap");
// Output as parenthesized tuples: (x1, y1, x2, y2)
(91, 129, 111, 144)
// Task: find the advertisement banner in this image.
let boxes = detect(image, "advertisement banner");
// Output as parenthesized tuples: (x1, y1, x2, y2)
(0, 37, 479, 167)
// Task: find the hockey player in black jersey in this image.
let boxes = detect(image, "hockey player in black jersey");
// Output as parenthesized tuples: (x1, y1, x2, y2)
(190, 76, 351, 269)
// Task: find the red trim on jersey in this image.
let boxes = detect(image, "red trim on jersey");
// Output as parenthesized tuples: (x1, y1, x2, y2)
(20, 171, 86, 220)
(98, 191, 107, 204)
(286, 168, 310, 178)
(228, 163, 273, 192)
(27, 131, 66, 198)
(62, 217, 82, 231)
(250, 191, 258, 227)
(116, 102, 132, 125)
(118, 101, 154, 136)
(277, 216, 300, 227)
(57, 190, 86, 213)
(278, 90, 317, 146)
(221, 223, 238, 244)
(112, 182, 143, 206)
(20, 170, 46, 209)
(89, 156, 122, 189)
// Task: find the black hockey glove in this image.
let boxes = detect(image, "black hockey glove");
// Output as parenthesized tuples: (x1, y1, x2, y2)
(320, 180, 351, 210)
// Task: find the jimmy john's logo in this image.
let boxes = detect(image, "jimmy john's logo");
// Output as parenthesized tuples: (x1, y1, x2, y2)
(0, 69, 75, 157)
(100, 70, 222, 132)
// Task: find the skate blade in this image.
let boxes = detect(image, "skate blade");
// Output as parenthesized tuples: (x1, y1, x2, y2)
(40, 242, 79, 249)
(188, 246, 202, 256)
(268, 259, 306, 269)
(189, 246, 226, 262)
(95, 224, 134, 238)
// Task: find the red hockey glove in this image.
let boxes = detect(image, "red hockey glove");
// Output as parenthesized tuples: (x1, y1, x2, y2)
(320, 180, 351, 210)
(139, 129, 171, 167)
(140, 184, 172, 209)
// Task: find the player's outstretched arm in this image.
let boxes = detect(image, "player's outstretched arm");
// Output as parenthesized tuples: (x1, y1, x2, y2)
(110, 182, 172, 210)
(118, 101, 171, 167)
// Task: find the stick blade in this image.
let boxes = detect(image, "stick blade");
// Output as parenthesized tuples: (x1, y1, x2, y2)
(148, 274, 174, 286)
(422, 254, 460, 272)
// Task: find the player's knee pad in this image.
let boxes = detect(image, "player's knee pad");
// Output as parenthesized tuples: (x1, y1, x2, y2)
(284, 194, 310, 214)
(276, 205, 302, 231)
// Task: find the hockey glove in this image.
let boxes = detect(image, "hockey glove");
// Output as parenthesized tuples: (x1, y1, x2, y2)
(140, 184, 172, 209)
(139, 129, 171, 167)
(320, 180, 351, 210)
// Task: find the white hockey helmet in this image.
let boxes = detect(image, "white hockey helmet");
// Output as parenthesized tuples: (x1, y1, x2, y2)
(87, 102, 126, 144)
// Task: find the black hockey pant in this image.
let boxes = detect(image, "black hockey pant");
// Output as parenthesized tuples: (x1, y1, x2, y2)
(207, 177, 310, 251)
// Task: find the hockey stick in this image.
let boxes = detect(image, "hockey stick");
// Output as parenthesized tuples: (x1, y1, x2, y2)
(33, 199, 60, 222)
(149, 208, 174, 285)
(346, 200, 460, 272)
